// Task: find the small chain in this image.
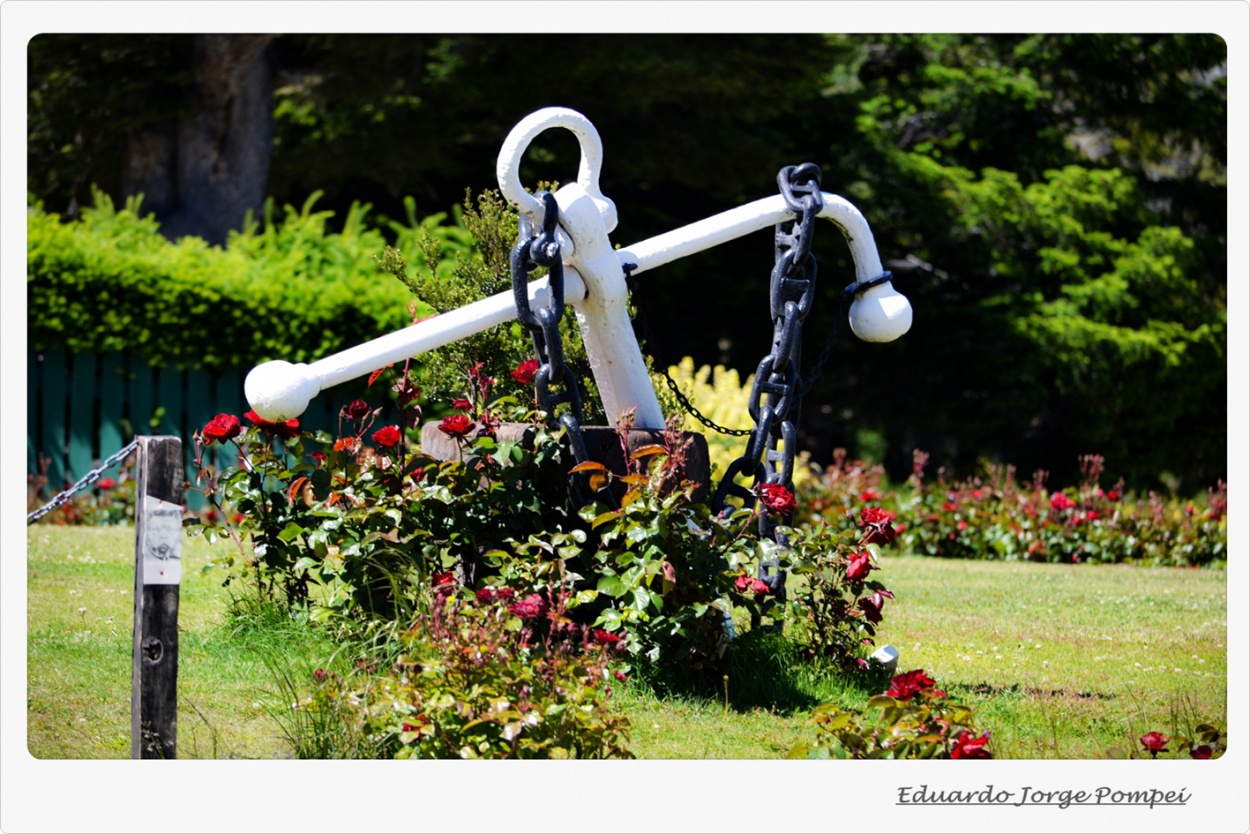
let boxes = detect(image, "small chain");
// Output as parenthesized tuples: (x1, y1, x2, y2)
(27, 438, 140, 524)
(624, 265, 752, 438)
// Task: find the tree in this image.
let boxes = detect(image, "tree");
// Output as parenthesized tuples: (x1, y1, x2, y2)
(806, 34, 1227, 490)
(27, 34, 1228, 491)
(123, 34, 275, 245)
(30, 35, 276, 245)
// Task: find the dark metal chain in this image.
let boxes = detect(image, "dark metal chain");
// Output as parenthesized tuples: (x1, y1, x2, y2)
(511, 192, 595, 504)
(27, 438, 140, 524)
(711, 163, 827, 598)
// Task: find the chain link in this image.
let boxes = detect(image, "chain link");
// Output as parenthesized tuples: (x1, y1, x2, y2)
(27, 438, 141, 524)
(511, 193, 596, 505)
(709, 163, 828, 599)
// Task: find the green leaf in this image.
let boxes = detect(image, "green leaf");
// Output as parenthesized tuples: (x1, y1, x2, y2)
(277, 522, 304, 543)
(597, 575, 627, 598)
(591, 511, 621, 530)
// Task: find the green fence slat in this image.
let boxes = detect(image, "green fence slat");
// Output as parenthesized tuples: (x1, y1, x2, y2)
(184, 366, 215, 509)
(43, 350, 69, 488)
(153, 363, 184, 439)
(214, 370, 243, 471)
(27, 350, 40, 477)
(67, 352, 98, 481)
(127, 355, 156, 439)
(40, 349, 69, 492)
(98, 353, 126, 457)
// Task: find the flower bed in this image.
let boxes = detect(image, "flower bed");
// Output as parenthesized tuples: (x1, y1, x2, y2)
(797, 451, 1226, 568)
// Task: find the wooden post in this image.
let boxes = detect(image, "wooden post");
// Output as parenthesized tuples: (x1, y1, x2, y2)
(131, 436, 183, 759)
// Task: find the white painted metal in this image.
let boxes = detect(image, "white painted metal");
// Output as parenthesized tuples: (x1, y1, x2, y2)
(498, 107, 664, 429)
(245, 270, 587, 422)
(616, 192, 913, 343)
(244, 106, 911, 423)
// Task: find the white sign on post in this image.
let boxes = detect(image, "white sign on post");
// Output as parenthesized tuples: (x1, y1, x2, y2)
(138, 496, 182, 585)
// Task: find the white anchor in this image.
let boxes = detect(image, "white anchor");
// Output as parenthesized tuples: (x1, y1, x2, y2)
(244, 107, 912, 426)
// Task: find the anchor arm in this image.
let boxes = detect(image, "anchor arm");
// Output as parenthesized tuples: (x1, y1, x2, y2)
(615, 192, 913, 343)
(244, 271, 587, 422)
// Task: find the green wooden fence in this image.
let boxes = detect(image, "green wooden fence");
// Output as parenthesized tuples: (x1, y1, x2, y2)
(28, 348, 386, 511)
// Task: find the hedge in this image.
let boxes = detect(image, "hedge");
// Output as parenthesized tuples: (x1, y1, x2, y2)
(27, 189, 474, 372)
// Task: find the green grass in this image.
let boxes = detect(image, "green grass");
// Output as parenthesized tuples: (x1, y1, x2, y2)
(25, 527, 1226, 759)
(26, 526, 336, 759)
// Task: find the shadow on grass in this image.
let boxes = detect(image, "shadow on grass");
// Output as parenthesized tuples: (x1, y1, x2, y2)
(959, 681, 1119, 700)
(631, 628, 893, 715)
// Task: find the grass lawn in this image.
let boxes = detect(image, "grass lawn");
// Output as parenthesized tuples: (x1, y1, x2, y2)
(25, 526, 1226, 759)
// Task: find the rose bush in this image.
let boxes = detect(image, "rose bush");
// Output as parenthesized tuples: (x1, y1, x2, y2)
(280, 586, 633, 759)
(796, 450, 1226, 568)
(790, 668, 991, 760)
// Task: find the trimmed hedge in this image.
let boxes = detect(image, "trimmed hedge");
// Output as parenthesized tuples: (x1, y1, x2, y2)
(27, 189, 473, 372)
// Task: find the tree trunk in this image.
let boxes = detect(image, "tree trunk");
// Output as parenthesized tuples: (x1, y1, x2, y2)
(122, 34, 274, 246)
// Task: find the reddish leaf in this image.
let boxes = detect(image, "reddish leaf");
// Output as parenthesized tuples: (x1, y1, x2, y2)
(629, 444, 669, 461)
(368, 364, 394, 387)
(287, 476, 310, 506)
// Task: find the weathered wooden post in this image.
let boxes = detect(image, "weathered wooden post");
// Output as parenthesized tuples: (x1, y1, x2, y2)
(131, 435, 183, 759)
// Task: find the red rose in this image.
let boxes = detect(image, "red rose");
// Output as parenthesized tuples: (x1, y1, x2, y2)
(756, 482, 796, 515)
(511, 358, 541, 385)
(495, 588, 516, 602)
(887, 669, 936, 701)
(96, 477, 117, 490)
(859, 592, 885, 624)
(342, 399, 371, 420)
(372, 425, 402, 447)
(734, 573, 752, 593)
(846, 551, 874, 582)
(439, 414, 476, 439)
(309, 451, 328, 467)
(508, 594, 548, 619)
(860, 489, 879, 502)
(245, 410, 299, 439)
(312, 668, 327, 684)
(751, 578, 771, 596)
(1107, 490, 1121, 501)
(859, 506, 899, 546)
(1140, 732, 1169, 756)
(951, 730, 992, 759)
(432, 570, 457, 588)
(475, 588, 496, 604)
(202, 413, 241, 444)
(593, 628, 621, 646)
(451, 398, 473, 412)
(1190, 745, 1213, 759)
(1050, 492, 1076, 511)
